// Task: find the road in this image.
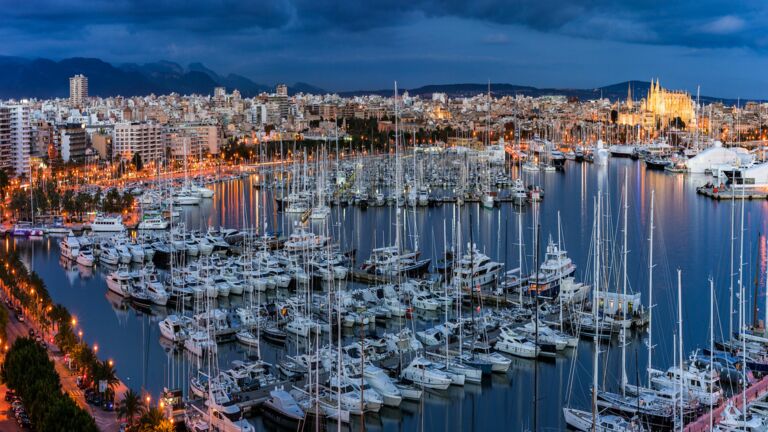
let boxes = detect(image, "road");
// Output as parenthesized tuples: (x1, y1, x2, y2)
(2, 303, 125, 432)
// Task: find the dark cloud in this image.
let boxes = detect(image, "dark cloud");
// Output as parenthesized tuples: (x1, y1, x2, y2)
(0, 0, 766, 97)
(2, 0, 764, 48)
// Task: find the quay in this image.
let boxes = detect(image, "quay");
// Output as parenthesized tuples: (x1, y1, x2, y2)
(349, 269, 393, 285)
(696, 186, 768, 200)
(684, 375, 768, 432)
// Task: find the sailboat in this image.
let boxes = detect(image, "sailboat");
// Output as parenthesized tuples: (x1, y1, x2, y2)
(563, 193, 645, 432)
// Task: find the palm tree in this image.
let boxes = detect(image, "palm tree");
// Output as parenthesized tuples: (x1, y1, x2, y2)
(117, 389, 145, 429)
(91, 360, 120, 398)
(136, 406, 168, 432)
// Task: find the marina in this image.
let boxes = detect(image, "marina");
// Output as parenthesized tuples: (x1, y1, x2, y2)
(5, 150, 768, 431)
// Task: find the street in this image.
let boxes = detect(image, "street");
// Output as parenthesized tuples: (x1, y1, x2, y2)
(2, 304, 124, 432)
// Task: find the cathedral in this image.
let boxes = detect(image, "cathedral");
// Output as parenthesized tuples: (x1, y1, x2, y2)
(618, 79, 696, 130)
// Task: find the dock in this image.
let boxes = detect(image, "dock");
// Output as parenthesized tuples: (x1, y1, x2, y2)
(349, 269, 393, 285)
(696, 186, 768, 200)
(684, 375, 768, 432)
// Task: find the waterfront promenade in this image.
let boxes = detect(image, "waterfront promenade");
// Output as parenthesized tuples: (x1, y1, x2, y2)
(0, 299, 127, 432)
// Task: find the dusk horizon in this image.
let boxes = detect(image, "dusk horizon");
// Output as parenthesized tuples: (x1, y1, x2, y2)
(2, 1, 768, 98)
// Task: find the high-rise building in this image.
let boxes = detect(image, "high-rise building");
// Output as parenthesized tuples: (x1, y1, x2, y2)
(59, 124, 89, 163)
(276, 84, 288, 97)
(0, 107, 11, 175)
(213, 87, 226, 107)
(69, 74, 89, 106)
(0, 105, 32, 177)
(113, 122, 164, 164)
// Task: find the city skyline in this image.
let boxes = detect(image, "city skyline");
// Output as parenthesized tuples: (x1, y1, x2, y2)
(1, 1, 767, 98)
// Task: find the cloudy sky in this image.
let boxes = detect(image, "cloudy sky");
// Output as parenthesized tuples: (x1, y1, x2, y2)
(1, 0, 766, 97)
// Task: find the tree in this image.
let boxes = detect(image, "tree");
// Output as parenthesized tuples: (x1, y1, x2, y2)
(92, 359, 119, 394)
(0, 168, 9, 199)
(117, 389, 145, 429)
(46, 181, 61, 214)
(670, 116, 686, 130)
(74, 192, 92, 220)
(137, 407, 171, 432)
(131, 153, 144, 171)
(62, 190, 76, 219)
(121, 191, 134, 211)
(9, 189, 29, 220)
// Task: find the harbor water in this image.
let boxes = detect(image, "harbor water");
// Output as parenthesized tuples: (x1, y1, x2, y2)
(5, 158, 768, 431)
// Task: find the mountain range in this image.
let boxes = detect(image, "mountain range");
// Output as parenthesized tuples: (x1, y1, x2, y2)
(0, 56, 752, 105)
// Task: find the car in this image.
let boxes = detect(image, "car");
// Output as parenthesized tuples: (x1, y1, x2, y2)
(11, 400, 23, 410)
(4, 390, 15, 401)
(27, 329, 35, 337)
(16, 314, 24, 322)
(102, 399, 114, 411)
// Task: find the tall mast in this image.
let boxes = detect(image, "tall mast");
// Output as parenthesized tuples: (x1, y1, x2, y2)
(709, 277, 714, 431)
(764, 236, 768, 333)
(592, 193, 601, 430)
(518, 208, 524, 306)
(738, 186, 746, 415)
(394, 82, 401, 253)
(729, 187, 736, 339)
(647, 190, 655, 388)
(677, 269, 684, 431)
(621, 169, 628, 394)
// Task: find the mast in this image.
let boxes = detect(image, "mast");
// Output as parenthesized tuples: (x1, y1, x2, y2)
(621, 169, 628, 394)
(518, 208, 524, 306)
(738, 185, 746, 415)
(730, 185, 736, 339)
(533, 220, 540, 432)
(677, 269, 683, 432)
(709, 277, 714, 431)
(394, 82, 402, 253)
(592, 193, 601, 431)
(647, 190, 655, 388)
(558, 212, 563, 327)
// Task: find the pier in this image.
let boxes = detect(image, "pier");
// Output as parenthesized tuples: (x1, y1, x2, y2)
(696, 186, 768, 200)
(684, 375, 768, 432)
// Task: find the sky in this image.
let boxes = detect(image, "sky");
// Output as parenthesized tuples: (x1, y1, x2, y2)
(1, 0, 767, 98)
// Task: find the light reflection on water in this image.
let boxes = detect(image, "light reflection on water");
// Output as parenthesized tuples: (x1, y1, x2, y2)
(7, 158, 768, 431)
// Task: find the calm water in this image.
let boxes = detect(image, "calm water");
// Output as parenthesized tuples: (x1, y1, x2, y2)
(6, 158, 768, 431)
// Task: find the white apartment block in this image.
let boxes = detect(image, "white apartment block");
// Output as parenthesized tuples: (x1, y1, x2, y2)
(69, 74, 89, 106)
(0, 105, 32, 177)
(113, 122, 164, 164)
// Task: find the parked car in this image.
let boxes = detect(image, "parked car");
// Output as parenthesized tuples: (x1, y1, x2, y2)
(4, 390, 15, 401)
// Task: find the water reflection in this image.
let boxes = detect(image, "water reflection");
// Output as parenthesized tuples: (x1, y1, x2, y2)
(6, 158, 768, 431)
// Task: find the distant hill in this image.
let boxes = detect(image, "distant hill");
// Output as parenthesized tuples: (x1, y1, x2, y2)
(0, 56, 756, 105)
(0, 56, 295, 99)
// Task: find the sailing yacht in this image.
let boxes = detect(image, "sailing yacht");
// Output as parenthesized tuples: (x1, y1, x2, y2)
(361, 246, 430, 277)
(562, 407, 645, 431)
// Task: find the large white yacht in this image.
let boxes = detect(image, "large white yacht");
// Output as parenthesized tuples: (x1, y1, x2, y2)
(527, 237, 576, 298)
(90, 215, 125, 232)
(452, 243, 504, 289)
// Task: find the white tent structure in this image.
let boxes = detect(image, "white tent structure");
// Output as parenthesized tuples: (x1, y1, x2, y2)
(740, 161, 768, 186)
(685, 141, 751, 174)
